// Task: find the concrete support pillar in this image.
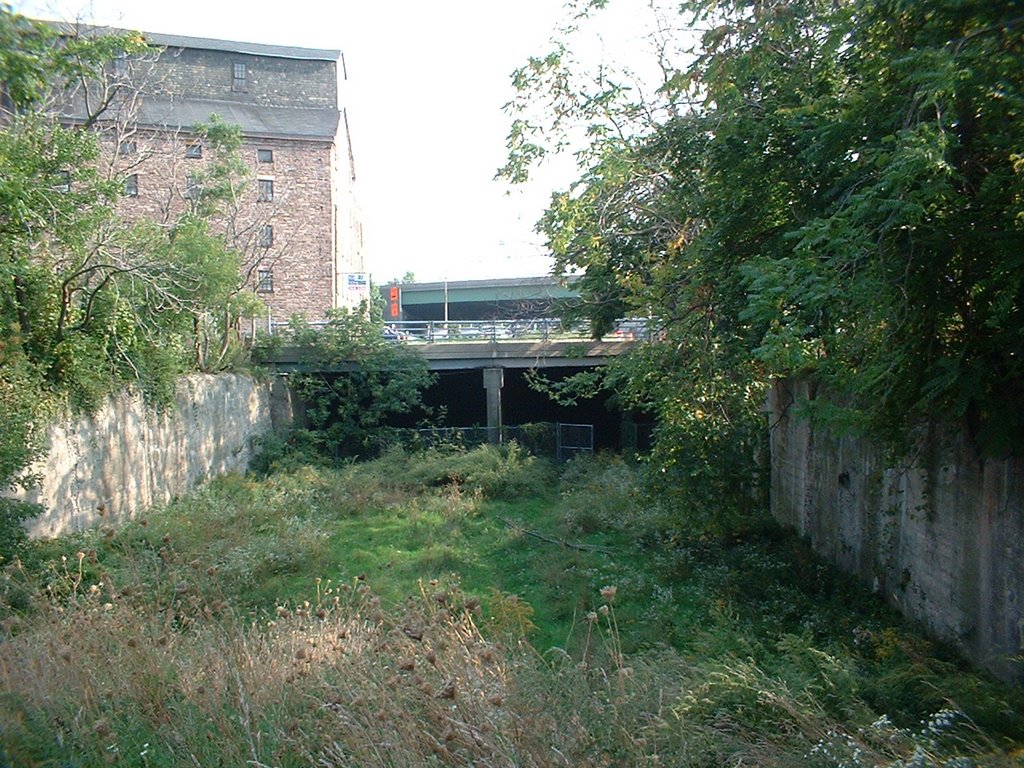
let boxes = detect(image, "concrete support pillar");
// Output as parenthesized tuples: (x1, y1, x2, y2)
(483, 367, 504, 444)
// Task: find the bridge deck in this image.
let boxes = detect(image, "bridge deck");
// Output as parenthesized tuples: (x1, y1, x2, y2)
(263, 318, 644, 372)
(266, 338, 634, 373)
(413, 339, 633, 370)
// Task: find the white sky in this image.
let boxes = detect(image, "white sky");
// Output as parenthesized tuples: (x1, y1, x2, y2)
(13, 0, 665, 283)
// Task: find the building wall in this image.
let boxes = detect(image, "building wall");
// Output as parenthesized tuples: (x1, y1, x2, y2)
(331, 128, 367, 311)
(84, 27, 364, 322)
(244, 136, 337, 323)
(768, 378, 1024, 685)
(150, 46, 339, 109)
(108, 129, 341, 323)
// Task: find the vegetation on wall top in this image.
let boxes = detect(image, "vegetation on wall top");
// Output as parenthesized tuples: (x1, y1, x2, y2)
(0, 10, 278, 490)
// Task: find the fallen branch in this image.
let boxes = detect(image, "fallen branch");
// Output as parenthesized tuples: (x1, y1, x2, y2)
(498, 517, 614, 556)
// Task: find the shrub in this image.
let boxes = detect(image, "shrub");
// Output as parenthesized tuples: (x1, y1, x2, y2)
(248, 427, 326, 475)
(369, 443, 555, 500)
(0, 498, 40, 564)
(558, 453, 645, 534)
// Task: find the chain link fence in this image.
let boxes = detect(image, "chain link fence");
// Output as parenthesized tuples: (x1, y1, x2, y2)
(384, 422, 595, 461)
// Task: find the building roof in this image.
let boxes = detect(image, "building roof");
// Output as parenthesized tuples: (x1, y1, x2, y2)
(143, 31, 340, 62)
(136, 98, 341, 141)
(46, 20, 341, 62)
(45, 20, 343, 141)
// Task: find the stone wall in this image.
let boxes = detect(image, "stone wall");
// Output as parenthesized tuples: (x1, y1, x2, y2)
(768, 379, 1024, 685)
(8, 374, 293, 539)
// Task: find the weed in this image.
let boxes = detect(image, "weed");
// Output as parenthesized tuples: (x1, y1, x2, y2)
(371, 442, 557, 500)
(0, 498, 39, 564)
(559, 454, 644, 534)
(1, 454, 1022, 766)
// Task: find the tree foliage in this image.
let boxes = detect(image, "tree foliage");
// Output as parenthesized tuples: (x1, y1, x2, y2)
(285, 309, 437, 460)
(505, 0, 1024, 528)
(168, 115, 270, 371)
(1, 11, 163, 488)
(0, 10, 268, 489)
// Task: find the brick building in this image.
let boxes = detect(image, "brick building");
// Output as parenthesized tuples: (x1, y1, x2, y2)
(58, 24, 365, 326)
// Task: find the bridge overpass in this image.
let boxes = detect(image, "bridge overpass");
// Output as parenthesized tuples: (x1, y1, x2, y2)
(268, 318, 646, 373)
(383, 276, 577, 323)
(412, 338, 633, 371)
(267, 337, 632, 374)
(265, 318, 644, 443)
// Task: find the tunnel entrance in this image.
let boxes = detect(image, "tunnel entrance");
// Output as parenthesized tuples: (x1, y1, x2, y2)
(298, 364, 653, 457)
(417, 367, 630, 452)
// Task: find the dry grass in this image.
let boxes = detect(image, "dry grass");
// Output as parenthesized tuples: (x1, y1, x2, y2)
(5, 563, 1015, 768)
(0, 559, 654, 767)
(2, 454, 1022, 767)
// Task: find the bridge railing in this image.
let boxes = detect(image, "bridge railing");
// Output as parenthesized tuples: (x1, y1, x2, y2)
(384, 319, 592, 343)
(267, 317, 653, 343)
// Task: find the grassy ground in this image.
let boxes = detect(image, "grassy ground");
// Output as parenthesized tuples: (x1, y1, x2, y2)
(1, 445, 1022, 766)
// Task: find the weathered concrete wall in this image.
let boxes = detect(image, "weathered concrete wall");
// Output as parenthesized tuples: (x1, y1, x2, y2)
(769, 379, 1024, 685)
(9, 374, 294, 538)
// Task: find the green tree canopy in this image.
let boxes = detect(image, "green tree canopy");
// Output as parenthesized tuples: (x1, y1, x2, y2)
(1, 10, 159, 488)
(505, 0, 1024, 528)
(285, 309, 437, 460)
(0, 11, 267, 489)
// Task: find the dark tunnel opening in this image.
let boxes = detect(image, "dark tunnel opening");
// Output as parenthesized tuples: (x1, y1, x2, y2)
(415, 367, 644, 452)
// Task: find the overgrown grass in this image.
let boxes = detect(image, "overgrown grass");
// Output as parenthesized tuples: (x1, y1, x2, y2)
(1, 445, 1022, 766)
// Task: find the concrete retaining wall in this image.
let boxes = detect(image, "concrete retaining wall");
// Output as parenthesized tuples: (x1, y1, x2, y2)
(8, 374, 294, 538)
(768, 379, 1023, 685)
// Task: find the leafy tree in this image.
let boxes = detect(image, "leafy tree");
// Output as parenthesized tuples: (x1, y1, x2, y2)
(505, 0, 1024, 530)
(168, 115, 272, 371)
(0, 11, 268, 490)
(286, 309, 436, 459)
(0, 10, 172, 489)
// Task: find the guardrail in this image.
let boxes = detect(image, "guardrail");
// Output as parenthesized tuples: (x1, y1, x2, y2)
(384, 319, 591, 343)
(268, 318, 651, 343)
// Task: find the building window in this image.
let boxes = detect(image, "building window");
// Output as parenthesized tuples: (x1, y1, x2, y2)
(185, 174, 201, 200)
(125, 174, 138, 197)
(118, 140, 136, 156)
(257, 178, 274, 202)
(257, 148, 273, 164)
(185, 143, 202, 159)
(259, 224, 273, 247)
(232, 61, 247, 91)
(256, 269, 273, 293)
(111, 51, 128, 78)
